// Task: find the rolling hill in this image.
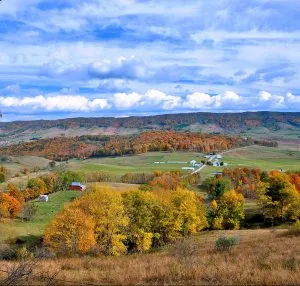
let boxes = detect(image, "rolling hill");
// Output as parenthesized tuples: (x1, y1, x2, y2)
(0, 111, 299, 146)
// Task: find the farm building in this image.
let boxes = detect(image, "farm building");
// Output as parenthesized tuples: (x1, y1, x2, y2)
(39, 195, 49, 202)
(68, 182, 86, 191)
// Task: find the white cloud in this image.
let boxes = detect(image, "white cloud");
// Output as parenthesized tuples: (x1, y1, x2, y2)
(113, 89, 182, 110)
(0, 95, 110, 111)
(0, 90, 299, 115)
(259, 91, 272, 101)
(184, 92, 213, 108)
(114, 92, 142, 109)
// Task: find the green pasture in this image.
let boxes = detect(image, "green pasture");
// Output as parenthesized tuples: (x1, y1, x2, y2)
(0, 191, 81, 244)
(67, 145, 300, 178)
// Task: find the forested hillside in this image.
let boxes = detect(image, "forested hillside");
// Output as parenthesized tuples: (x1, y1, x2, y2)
(0, 131, 249, 160)
(0, 111, 299, 136)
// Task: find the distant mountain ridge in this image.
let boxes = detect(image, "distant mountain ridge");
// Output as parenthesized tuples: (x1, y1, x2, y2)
(1, 111, 299, 130)
(0, 111, 299, 145)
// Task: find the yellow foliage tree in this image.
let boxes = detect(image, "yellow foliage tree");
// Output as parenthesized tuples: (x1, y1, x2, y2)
(210, 190, 245, 230)
(44, 207, 96, 255)
(170, 188, 208, 236)
(79, 187, 129, 256)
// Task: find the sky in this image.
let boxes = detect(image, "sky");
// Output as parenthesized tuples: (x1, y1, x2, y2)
(0, 0, 300, 121)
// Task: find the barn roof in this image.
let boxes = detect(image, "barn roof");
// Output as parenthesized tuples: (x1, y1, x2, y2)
(70, 182, 85, 187)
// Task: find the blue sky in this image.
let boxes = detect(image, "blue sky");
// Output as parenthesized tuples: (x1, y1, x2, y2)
(0, 0, 300, 121)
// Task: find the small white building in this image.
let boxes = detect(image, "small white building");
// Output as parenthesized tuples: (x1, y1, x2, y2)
(182, 167, 195, 171)
(190, 160, 197, 166)
(213, 160, 221, 167)
(216, 154, 223, 159)
(39, 195, 49, 202)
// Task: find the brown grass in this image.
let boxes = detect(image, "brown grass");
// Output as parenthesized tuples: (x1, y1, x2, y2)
(0, 229, 299, 285)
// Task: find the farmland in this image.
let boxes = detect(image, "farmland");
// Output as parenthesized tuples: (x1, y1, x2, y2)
(67, 145, 300, 178)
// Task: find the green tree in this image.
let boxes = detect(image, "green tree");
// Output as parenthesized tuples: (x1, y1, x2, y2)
(55, 171, 85, 191)
(202, 177, 232, 198)
(0, 172, 5, 183)
(257, 172, 300, 221)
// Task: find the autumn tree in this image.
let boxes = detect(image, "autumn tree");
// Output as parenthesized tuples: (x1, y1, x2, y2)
(170, 188, 208, 236)
(123, 190, 156, 252)
(44, 207, 96, 255)
(209, 190, 245, 230)
(8, 183, 24, 205)
(257, 172, 300, 222)
(79, 187, 129, 256)
(27, 178, 47, 197)
(0, 193, 23, 218)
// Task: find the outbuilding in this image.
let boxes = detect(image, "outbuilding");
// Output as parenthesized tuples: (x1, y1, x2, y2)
(68, 182, 86, 191)
(39, 195, 49, 202)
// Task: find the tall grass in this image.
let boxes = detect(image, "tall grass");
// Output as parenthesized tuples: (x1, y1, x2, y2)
(0, 229, 299, 285)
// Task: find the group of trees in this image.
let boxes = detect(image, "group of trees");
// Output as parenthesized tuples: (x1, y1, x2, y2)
(205, 168, 300, 224)
(0, 137, 99, 161)
(0, 131, 249, 160)
(257, 171, 300, 222)
(100, 131, 248, 156)
(222, 167, 263, 198)
(44, 186, 208, 256)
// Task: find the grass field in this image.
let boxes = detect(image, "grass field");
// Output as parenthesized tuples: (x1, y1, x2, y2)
(67, 152, 203, 176)
(0, 191, 82, 244)
(67, 145, 300, 179)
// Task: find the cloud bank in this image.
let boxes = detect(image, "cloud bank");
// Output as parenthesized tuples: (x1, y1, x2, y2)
(1, 90, 299, 115)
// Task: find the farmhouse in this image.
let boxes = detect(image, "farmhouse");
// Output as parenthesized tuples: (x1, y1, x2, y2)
(68, 182, 86, 191)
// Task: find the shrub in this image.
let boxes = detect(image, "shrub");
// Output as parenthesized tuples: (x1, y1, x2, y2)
(283, 255, 298, 271)
(0, 243, 16, 260)
(170, 238, 199, 264)
(283, 220, 300, 237)
(215, 235, 239, 252)
(21, 204, 39, 221)
(0, 172, 5, 183)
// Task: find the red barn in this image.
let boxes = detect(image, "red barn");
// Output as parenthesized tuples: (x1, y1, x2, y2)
(68, 182, 86, 191)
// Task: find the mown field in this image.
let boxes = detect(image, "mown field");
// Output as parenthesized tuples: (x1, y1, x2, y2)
(67, 145, 300, 178)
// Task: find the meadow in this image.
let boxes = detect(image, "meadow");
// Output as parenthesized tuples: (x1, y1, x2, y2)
(67, 145, 300, 178)
(1, 229, 299, 285)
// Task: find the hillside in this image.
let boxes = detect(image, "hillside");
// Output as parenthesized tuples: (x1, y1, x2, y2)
(0, 131, 249, 160)
(0, 112, 299, 146)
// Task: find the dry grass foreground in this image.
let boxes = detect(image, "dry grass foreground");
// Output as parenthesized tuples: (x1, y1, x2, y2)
(0, 229, 299, 285)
